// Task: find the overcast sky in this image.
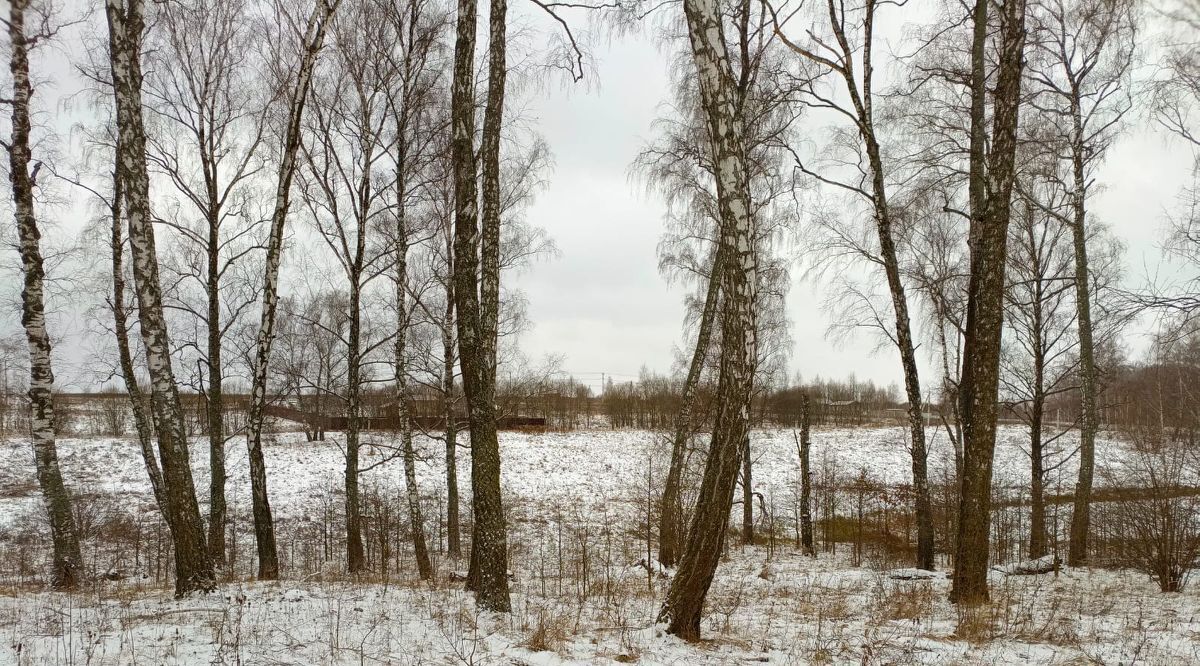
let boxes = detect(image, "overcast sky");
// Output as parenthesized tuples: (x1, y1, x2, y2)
(510, 15, 1197, 395)
(5, 2, 1198, 394)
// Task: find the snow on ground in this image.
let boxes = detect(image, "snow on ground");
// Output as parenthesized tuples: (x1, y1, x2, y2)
(2, 549, 1198, 664)
(0, 425, 1133, 535)
(1, 426, 1196, 665)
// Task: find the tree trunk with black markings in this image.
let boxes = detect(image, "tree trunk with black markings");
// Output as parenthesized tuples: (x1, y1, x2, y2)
(108, 166, 167, 516)
(799, 395, 814, 556)
(243, 0, 340, 580)
(395, 125, 432, 580)
(1067, 102, 1099, 568)
(450, 0, 511, 611)
(741, 432, 753, 544)
(205, 213, 226, 566)
(780, 0, 934, 570)
(657, 0, 758, 640)
(659, 244, 722, 567)
(106, 0, 215, 597)
(7, 0, 84, 590)
(443, 288, 461, 559)
(345, 273, 366, 575)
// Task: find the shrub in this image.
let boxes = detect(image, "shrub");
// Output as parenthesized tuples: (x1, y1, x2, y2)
(1109, 432, 1200, 593)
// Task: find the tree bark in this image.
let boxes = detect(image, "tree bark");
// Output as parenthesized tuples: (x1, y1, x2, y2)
(106, 0, 215, 597)
(951, 0, 1029, 606)
(205, 209, 226, 567)
(659, 243, 723, 567)
(658, 0, 758, 640)
(1025, 219, 1049, 560)
(780, 0, 934, 569)
(108, 165, 168, 516)
(1067, 100, 1099, 568)
(345, 271, 367, 574)
(863, 94, 934, 575)
(443, 291, 461, 559)
(798, 394, 814, 556)
(243, 0, 339, 580)
(1029, 395, 1047, 559)
(450, 0, 511, 611)
(7, 0, 84, 590)
(395, 120, 432, 581)
(741, 432, 753, 544)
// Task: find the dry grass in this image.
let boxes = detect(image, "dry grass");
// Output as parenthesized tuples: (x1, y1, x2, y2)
(519, 610, 571, 653)
(875, 581, 935, 622)
(954, 602, 999, 644)
(0, 480, 36, 498)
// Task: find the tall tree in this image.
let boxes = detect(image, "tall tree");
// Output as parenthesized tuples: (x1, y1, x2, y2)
(637, 0, 798, 566)
(106, 0, 216, 597)
(394, 213, 433, 580)
(655, 229, 722, 565)
(4, 0, 84, 590)
(385, 0, 448, 582)
(409, 157, 463, 558)
(951, 0, 1029, 604)
(1022, 0, 1136, 567)
(243, 0, 341, 580)
(657, 0, 758, 640)
(106, 163, 168, 516)
(65, 24, 170, 524)
(772, 0, 935, 570)
(411, 104, 551, 567)
(449, 0, 512, 610)
(1000, 193, 1078, 559)
(144, 0, 267, 567)
(298, 0, 399, 573)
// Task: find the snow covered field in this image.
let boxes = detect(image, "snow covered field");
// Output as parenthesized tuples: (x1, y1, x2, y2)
(0, 425, 1135, 535)
(1, 426, 1198, 664)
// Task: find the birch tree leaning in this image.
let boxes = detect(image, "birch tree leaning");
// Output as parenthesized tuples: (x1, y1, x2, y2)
(106, 0, 216, 597)
(769, 0, 936, 571)
(636, 1, 798, 565)
(105, 161, 168, 516)
(657, 0, 759, 640)
(243, 0, 341, 580)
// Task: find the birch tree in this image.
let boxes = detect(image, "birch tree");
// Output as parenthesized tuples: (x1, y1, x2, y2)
(3, 0, 84, 590)
(449, 0, 512, 610)
(635, 0, 798, 566)
(952, 0, 1029, 604)
(797, 393, 814, 555)
(242, 0, 340, 580)
(905, 196, 969, 479)
(106, 164, 168, 515)
(65, 34, 170, 522)
(384, 0, 450, 582)
(297, 0, 399, 573)
(1022, 0, 1136, 567)
(656, 0, 758, 639)
(406, 156, 464, 557)
(770, 0, 937, 570)
(1001, 192, 1078, 559)
(106, 0, 216, 596)
(144, 0, 267, 567)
